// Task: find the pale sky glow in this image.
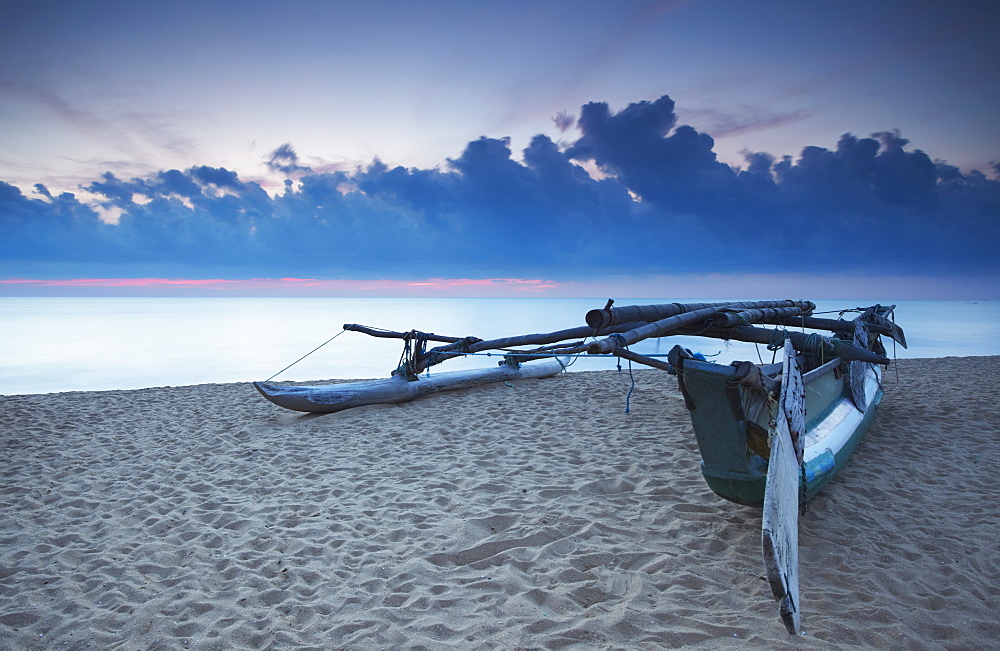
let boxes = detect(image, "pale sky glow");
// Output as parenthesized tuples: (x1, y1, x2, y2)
(3, 0, 996, 193)
(1, 1, 998, 297)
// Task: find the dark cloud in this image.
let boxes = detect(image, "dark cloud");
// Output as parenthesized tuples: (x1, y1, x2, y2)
(265, 143, 313, 175)
(566, 96, 739, 220)
(552, 110, 575, 133)
(190, 165, 242, 190)
(0, 181, 111, 269)
(2, 94, 998, 280)
(741, 151, 775, 177)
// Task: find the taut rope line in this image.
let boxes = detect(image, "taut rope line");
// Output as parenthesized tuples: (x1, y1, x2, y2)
(265, 329, 347, 382)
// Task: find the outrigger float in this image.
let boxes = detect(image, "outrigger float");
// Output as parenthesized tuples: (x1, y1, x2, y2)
(255, 299, 905, 634)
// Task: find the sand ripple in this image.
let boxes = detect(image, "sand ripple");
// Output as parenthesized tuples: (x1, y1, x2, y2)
(1, 358, 998, 648)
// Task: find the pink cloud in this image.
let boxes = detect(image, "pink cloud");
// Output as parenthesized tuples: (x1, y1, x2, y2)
(2, 274, 998, 299)
(404, 278, 560, 291)
(0, 276, 565, 296)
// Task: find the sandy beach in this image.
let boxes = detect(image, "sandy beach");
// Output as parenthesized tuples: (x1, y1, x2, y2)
(1, 356, 997, 649)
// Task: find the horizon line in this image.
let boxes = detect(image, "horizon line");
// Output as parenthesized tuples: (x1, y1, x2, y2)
(1, 274, 997, 300)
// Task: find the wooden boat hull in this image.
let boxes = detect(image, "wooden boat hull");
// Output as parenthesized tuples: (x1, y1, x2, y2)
(254, 358, 566, 413)
(679, 356, 882, 507)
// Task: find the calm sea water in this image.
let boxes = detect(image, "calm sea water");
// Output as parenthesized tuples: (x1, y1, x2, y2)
(1, 297, 996, 395)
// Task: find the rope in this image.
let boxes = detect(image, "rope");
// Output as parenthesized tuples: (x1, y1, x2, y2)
(624, 355, 635, 414)
(560, 354, 579, 369)
(799, 462, 809, 515)
(264, 329, 346, 382)
(482, 351, 667, 360)
(803, 333, 825, 365)
(880, 314, 901, 395)
(812, 308, 862, 315)
(766, 327, 787, 351)
(394, 331, 427, 380)
(766, 327, 786, 363)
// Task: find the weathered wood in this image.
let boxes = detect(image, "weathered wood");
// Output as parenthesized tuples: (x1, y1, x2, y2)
(465, 325, 626, 353)
(610, 347, 673, 372)
(586, 300, 814, 354)
(346, 321, 644, 376)
(783, 341, 807, 465)
(761, 339, 804, 635)
(708, 305, 814, 328)
(587, 300, 906, 349)
(866, 307, 907, 348)
(849, 319, 870, 412)
(585, 301, 733, 329)
(343, 324, 469, 344)
(672, 324, 889, 365)
(760, 315, 906, 347)
(254, 358, 565, 413)
(585, 299, 812, 330)
(732, 360, 780, 395)
(411, 322, 647, 375)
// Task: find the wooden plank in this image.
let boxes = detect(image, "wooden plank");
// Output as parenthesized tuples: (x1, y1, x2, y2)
(761, 339, 805, 635)
(849, 319, 870, 412)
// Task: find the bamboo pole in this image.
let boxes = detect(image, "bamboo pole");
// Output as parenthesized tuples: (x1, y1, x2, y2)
(708, 305, 815, 328)
(586, 300, 813, 354)
(586, 301, 734, 329)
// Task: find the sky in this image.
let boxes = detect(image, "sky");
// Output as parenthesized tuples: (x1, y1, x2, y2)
(1, 0, 998, 298)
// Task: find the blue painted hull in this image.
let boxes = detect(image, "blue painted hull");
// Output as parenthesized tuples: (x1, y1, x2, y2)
(680, 357, 882, 507)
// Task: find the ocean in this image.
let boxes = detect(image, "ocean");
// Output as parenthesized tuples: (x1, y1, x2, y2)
(1, 297, 996, 395)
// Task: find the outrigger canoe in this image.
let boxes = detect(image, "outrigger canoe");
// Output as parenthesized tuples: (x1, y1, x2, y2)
(590, 302, 905, 634)
(254, 299, 904, 634)
(662, 305, 902, 508)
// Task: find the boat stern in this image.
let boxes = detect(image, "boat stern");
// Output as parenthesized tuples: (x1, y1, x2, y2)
(676, 358, 770, 506)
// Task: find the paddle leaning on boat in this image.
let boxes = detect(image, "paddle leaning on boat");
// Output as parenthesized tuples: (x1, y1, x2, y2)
(254, 299, 905, 635)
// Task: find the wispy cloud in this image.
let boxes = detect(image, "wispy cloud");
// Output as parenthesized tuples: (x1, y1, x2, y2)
(0, 77, 116, 137)
(0, 76, 199, 170)
(679, 105, 814, 138)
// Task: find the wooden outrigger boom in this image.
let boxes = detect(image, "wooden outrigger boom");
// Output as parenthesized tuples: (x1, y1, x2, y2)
(254, 298, 903, 635)
(343, 321, 648, 377)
